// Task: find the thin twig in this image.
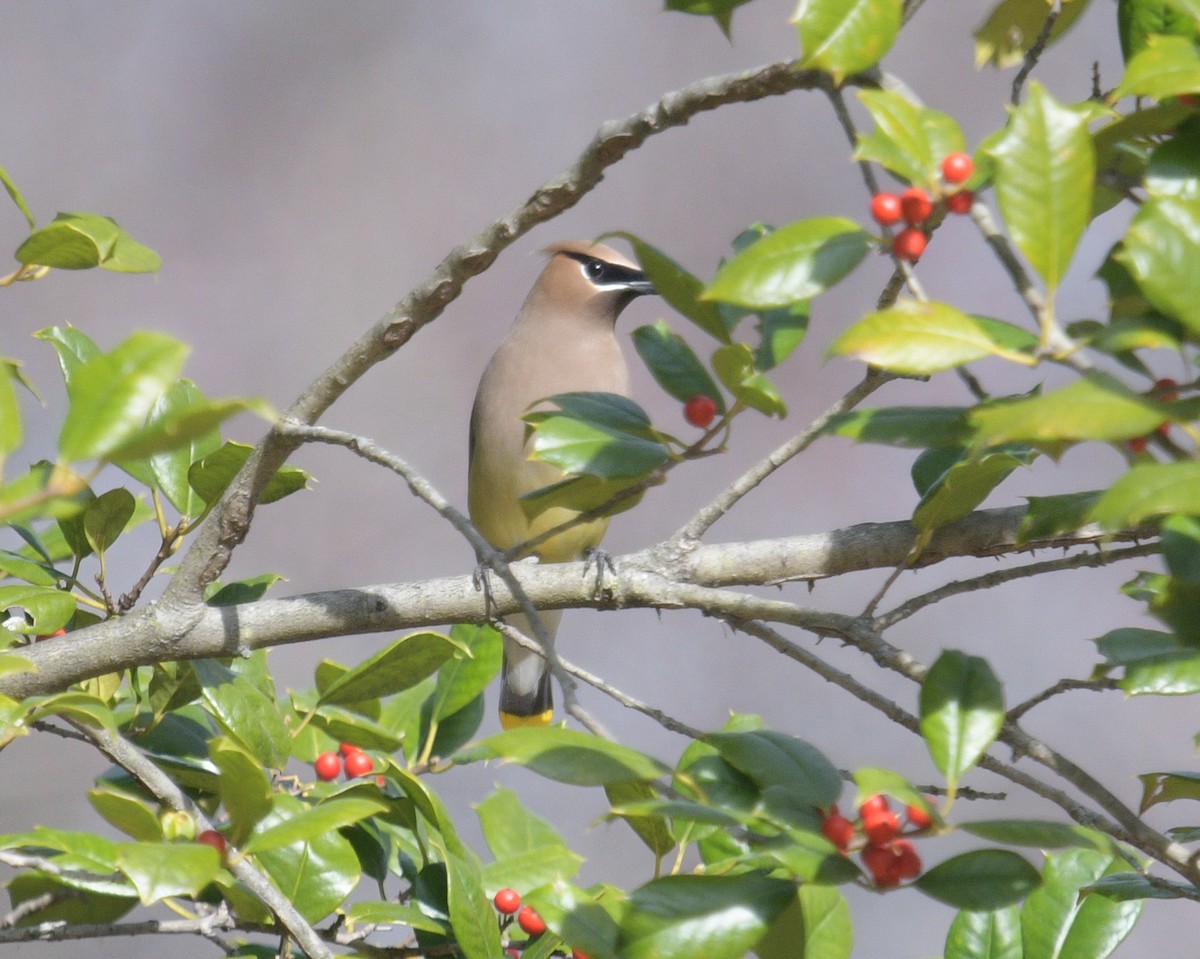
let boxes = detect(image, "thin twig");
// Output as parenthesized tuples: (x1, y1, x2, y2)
(1007, 677, 1120, 723)
(875, 542, 1161, 629)
(671, 368, 894, 544)
(1012, 1, 1061, 106)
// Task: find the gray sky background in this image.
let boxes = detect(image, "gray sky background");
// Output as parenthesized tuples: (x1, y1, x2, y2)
(3, 2, 1192, 956)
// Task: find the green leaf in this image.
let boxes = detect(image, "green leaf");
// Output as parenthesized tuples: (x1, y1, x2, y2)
(1115, 34, 1200, 100)
(194, 659, 290, 769)
(1022, 849, 1142, 959)
(915, 850, 1041, 909)
(204, 573, 284, 607)
(58, 333, 188, 463)
(664, 0, 756, 38)
(828, 302, 1036, 374)
(632, 321, 726, 411)
(1083, 872, 1195, 901)
(1145, 118, 1200, 201)
(210, 737, 273, 844)
(704, 218, 871, 310)
(959, 819, 1109, 851)
(5, 871, 135, 927)
(971, 373, 1164, 447)
(454, 726, 669, 786)
(1018, 491, 1103, 543)
(913, 447, 1035, 535)
(989, 82, 1094, 291)
(755, 885, 853, 959)
(853, 767, 937, 814)
(1093, 626, 1188, 670)
(704, 730, 840, 806)
(519, 471, 646, 520)
(525, 394, 671, 479)
(1092, 462, 1200, 528)
(251, 794, 360, 923)
(1117, 196, 1200, 334)
(975, 0, 1093, 68)
(613, 232, 731, 342)
(83, 487, 135, 557)
(854, 90, 967, 188)
(1137, 769, 1200, 810)
(137, 380, 229, 514)
(0, 584, 76, 634)
(188, 440, 311, 506)
(793, 0, 902, 81)
(606, 780, 677, 858)
(0, 162, 36, 229)
(824, 405, 974, 447)
(243, 796, 389, 853)
(618, 873, 795, 959)
(755, 303, 810, 370)
(344, 899, 450, 933)
(0, 359, 20, 468)
(15, 212, 160, 273)
(35, 326, 102, 391)
(427, 624, 503, 723)
(919, 651, 1004, 797)
(944, 905, 1021, 959)
(712, 343, 787, 416)
(412, 778, 503, 959)
(116, 842, 219, 905)
(86, 785, 162, 842)
(317, 630, 458, 705)
(1119, 0, 1200, 60)
(477, 786, 572, 862)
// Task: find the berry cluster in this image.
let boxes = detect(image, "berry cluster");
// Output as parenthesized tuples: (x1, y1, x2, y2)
(492, 888, 590, 959)
(821, 794, 932, 888)
(870, 151, 975, 263)
(314, 742, 375, 781)
(1128, 377, 1180, 454)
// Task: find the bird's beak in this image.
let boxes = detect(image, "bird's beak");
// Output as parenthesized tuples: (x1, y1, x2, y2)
(625, 274, 656, 297)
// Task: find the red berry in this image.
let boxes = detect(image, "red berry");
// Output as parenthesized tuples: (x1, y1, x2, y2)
(862, 807, 900, 845)
(941, 152, 973, 184)
(506, 951, 521, 959)
(517, 905, 546, 936)
(197, 829, 227, 858)
(34, 627, 67, 642)
(870, 192, 903, 226)
(945, 190, 974, 215)
(891, 227, 927, 262)
(1127, 435, 1149, 454)
(905, 802, 933, 829)
(314, 752, 342, 781)
(1153, 378, 1179, 401)
(493, 888, 522, 915)
(900, 187, 933, 224)
(1179, 94, 1198, 107)
(339, 742, 362, 757)
(684, 394, 718, 429)
(861, 843, 902, 887)
(344, 751, 374, 778)
(572, 949, 593, 959)
(821, 810, 855, 850)
(893, 839, 922, 879)
(858, 795, 890, 818)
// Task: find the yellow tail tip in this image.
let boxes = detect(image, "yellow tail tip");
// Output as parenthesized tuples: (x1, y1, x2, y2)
(499, 709, 554, 730)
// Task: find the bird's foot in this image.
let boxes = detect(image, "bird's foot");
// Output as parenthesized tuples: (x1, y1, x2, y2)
(582, 546, 617, 600)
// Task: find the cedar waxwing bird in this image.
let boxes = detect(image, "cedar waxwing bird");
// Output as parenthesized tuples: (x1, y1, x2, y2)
(469, 241, 655, 729)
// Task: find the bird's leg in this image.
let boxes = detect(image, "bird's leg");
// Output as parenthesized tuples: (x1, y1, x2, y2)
(471, 560, 496, 619)
(582, 546, 617, 601)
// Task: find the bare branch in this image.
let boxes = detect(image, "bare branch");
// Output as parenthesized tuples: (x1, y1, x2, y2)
(1011, 1, 1061, 106)
(1007, 677, 1120, 723)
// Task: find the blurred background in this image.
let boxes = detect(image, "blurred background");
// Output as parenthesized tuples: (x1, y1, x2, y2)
(3, 1, 1191, 955)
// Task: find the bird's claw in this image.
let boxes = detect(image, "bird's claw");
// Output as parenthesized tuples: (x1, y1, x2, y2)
(582, 547, 617, 600)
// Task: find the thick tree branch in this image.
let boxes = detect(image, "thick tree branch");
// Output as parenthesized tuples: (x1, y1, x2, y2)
(2, 506, 1154, 699)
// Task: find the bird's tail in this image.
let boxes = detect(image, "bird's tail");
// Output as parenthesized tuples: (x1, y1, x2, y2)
(498, 610, 560, 729)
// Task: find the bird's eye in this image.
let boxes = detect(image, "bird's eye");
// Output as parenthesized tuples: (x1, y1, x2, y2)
(584, 259, 606, 279)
